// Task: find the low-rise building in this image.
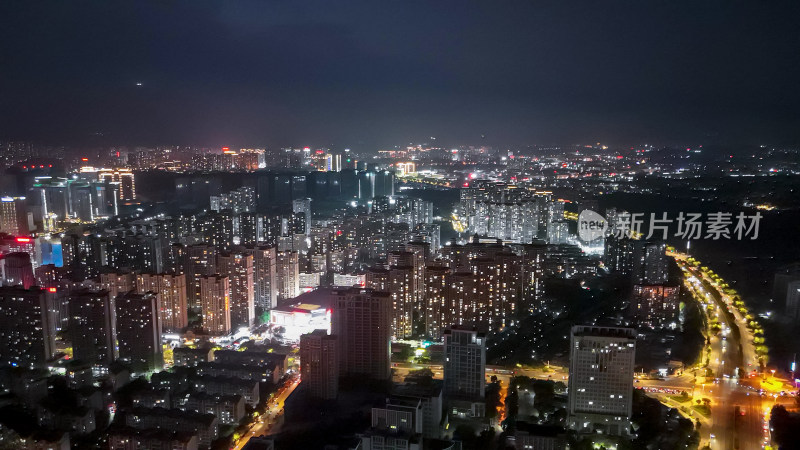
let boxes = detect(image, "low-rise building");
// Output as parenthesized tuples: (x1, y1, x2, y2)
(175, 392, 246, 425)
(124, 407, 218, 449)
(173, 347, 215, 367)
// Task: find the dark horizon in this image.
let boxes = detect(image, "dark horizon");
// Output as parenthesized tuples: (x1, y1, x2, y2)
(2, 1, 800, 151)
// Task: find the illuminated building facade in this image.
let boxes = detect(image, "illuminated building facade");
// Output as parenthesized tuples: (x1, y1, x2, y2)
(217, 251, 255, 328)
(0, 286, 56, 368)
(98, 168, 136, 201)
(136, 272, 188, 332)
(568, 326, 635, 436)
(0, 196, 28, 235)
(200, 275, 231, 335)
(631, 284, 680, 330)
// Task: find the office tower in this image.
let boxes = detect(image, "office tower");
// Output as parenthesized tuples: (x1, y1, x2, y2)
(374, 170, 395, 197)
(70, 183, 94, 221)
(292, 198, 312, 235)
(331, 288, 392, 380)
(69, 290, 118, 365)
(200, 275, 231, 335)
(99, 270, 135, 299)
(633, 241, 669, 284)
(0, 286, 56, 368)
(2, 252, 35, 288)
(241, 245, 277, 311)
(116, 292, 163, 372)
(631, 284, 680, 330)
(136, 273, 188, 332)
(325, 153, 342, 172)
(89, 180, 117, 218)
(443, 327, 486, 404)
(185, 244, 217, 307)
(567, 325, 636, 436)
(217, 251, 255, 328)
(0, 196, 28, 235)
(299, 329, 338, 400)
(98, 168, 136, 201)
(276, 250, 299, 304)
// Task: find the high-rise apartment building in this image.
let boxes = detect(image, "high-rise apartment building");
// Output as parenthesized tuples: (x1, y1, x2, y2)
(299, 329, 338, 400)
(631, 284, 680, 330)
(633, 241, 669, 285)
(458, 182, 548, 243)
(116, 292, 163, 372)
(99, 270, 135, 299)
(200, 275, 231, 335)
(423, 266, 451, 340)
(217, 251, 255, 328)
(292, 198, 312, 235)
(185, 244, 217, 307)
(567, 325, 636, 436)
(0, 286, 56, 368)
(443, 327, 486, 403)
(69, 289, 118, 366)
(276, 250, 299, 304)
(241, 245, 278, 311)
(136, 273, 188, 331)
(331, 288, 392, 381)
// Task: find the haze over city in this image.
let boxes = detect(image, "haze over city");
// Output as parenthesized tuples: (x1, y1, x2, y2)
(2, 1, 800, 149)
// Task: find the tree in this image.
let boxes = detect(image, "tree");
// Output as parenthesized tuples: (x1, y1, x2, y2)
(485, 380, 502, 419)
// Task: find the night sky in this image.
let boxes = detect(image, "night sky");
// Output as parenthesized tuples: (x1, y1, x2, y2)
(2, 1, 799, 150)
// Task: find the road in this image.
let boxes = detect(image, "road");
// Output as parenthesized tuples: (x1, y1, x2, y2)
(670, 251, 796, 449)
(232, 375, 301, 450)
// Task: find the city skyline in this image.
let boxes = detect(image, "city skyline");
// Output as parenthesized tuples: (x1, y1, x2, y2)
(1, 2, 800, 449)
